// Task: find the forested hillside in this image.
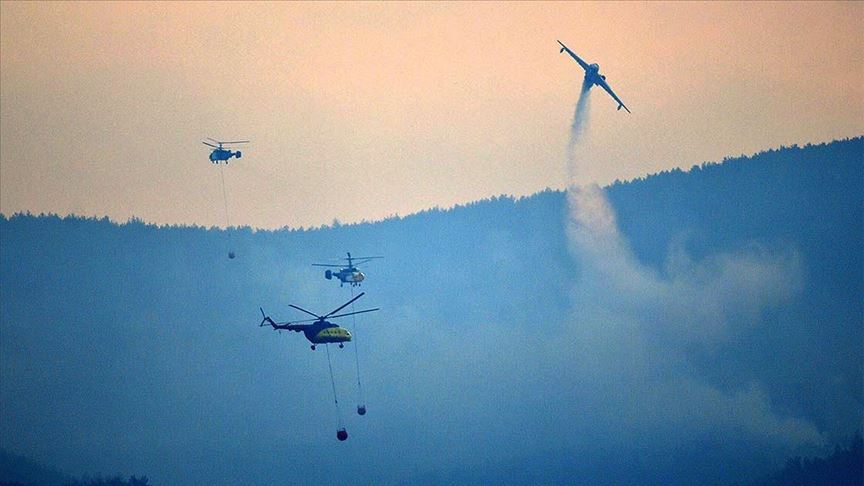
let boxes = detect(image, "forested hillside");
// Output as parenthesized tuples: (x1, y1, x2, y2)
(1, 138, 861, 485)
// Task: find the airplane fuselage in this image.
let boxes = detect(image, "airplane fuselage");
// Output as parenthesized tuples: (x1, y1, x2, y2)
(558, 40, 629, 113)
(583, 63, 607, 87)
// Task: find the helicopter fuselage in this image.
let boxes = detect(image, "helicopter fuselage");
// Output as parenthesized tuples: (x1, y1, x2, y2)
(272, 320, 352, 346)
(260, 291, 376, 351)
(301, 321, 352, 344)
(325, 267, 365, 286)
(209, 148, 241, 163)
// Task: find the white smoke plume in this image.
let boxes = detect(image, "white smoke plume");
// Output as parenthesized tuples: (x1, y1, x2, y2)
(562, 84, 823, 451)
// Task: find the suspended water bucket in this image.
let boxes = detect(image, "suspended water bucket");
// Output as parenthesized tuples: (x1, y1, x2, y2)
(357, 405, 366, 416)
(336, 428, 348, 441)
(228, 251, 236, 259)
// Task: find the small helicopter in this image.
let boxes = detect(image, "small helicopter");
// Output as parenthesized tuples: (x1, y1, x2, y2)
(313, 252, 383, 287)
(259, 292, 379, 351)
(203, 138, 249, 164)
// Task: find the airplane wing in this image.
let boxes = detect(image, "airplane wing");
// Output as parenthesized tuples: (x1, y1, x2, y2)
(596, 78, 631, 113)
(557, 40, 590, 72)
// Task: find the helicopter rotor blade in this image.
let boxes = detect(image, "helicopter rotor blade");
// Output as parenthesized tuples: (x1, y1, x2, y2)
(351, 257, 383, 265)
(327, 308, 380, 320)
(203, 141, 219, 148)
(323, 292, 365, 319)
(340, 256, 383, 262)
(288, 304, 322, 320)
(311, 263, 343, 267)
(221, 140, 250, 144)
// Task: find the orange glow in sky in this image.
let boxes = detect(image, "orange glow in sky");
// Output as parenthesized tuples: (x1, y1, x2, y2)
(1, 2, 862, 228)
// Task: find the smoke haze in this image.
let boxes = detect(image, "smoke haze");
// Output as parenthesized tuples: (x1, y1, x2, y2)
(562, 83, 823, 467)
(1, 138, 861, 484)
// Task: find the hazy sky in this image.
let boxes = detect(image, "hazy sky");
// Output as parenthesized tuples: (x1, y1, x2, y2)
(1, 1, 862, 229)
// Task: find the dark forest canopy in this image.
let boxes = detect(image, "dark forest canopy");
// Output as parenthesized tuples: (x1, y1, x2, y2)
(757, 433, 863, 486)
(1, 138, 861, 485)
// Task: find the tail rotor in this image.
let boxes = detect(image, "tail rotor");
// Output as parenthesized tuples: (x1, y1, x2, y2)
(259, 307, 274, 328)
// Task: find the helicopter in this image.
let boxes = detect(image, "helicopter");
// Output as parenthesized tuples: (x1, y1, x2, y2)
(203, 138, 249, 164)
(312, 252, 383, 287)
(259, 292, 379, 351)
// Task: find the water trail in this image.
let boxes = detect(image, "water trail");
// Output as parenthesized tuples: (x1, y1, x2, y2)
(565, 78, 620, 256)
(559, 73, 822, 450)
(566, 78, 593, 185)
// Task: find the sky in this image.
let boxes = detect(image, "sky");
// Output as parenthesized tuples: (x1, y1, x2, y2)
(1, 1, 862, 229)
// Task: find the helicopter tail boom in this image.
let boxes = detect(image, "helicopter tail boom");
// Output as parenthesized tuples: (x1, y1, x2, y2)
(259, 307, 315, 332)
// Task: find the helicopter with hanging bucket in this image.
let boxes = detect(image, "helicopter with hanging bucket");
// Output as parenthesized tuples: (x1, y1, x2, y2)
(203, 137, 249, 164)
(313, 252, 383, 287)
(259, 292, 379, 351)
